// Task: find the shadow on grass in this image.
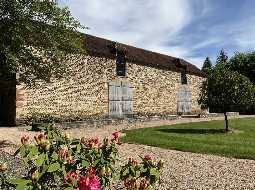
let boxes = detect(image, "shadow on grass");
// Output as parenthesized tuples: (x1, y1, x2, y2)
(157, 128, 226, 134)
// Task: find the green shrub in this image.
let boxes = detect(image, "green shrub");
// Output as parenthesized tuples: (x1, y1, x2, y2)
(0, 123, 163, 190)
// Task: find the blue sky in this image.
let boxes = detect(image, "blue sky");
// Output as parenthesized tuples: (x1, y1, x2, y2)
(60, 0, 255, 68)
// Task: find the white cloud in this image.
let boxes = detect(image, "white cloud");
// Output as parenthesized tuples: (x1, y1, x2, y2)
(66, 0, 192, 44)
(61, 0, 212, 68)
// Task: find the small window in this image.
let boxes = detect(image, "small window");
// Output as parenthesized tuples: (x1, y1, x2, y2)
(116, 51, 126, 76)
(181, 68, 187, 84)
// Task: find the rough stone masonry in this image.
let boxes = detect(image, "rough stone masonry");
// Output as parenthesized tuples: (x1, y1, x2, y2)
(16, 34, 205, 121)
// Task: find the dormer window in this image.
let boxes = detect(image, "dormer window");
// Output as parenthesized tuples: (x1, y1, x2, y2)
(116, 51, 126, 76)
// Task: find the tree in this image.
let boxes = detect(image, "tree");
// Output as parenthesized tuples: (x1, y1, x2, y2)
(0, 0, 85, 85)
(201, 57, 212, 75)
(0, 0, 85, 126)
(199, 65, 255, 132)
(227, 52, 255, 84)
(215, 49, 228, 67)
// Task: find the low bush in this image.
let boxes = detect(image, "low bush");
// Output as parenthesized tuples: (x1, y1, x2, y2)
(0, 123, 163, 190)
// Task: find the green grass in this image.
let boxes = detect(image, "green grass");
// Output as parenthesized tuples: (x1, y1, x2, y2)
(122, 117, 255, 160)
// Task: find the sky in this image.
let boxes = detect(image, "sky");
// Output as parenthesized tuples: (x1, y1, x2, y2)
(60, 0, 255, 68)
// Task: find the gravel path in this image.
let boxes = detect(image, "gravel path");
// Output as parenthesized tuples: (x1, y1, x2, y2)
(118, 144, 255, 190)
(1, 116, 255, 189)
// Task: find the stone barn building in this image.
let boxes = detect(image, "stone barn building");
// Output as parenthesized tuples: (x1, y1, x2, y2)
(2, 34, 205, 125)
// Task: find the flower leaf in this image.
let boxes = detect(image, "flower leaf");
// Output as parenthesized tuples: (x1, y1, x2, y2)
(47, 162, 60, 172)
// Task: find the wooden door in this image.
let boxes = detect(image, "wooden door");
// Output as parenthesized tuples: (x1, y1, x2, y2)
(108, 81, 133, 117)
(0, 79, 16, 126)
(177, 89, 191, 114)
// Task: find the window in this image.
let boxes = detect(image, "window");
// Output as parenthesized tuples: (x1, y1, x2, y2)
(181, 68, 187, 84)
(116, 51, 126, 76)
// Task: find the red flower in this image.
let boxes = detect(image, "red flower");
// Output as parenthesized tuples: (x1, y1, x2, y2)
(144, 155, 152, 161)
(77, 175, 101, 190)
(112, 131, 120, 140)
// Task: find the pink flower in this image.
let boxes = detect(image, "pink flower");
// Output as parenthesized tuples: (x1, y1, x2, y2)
(77, 175, 101, 190)
(112, 131, 120, 140)
(111, 131, 121, 145)
(144, 155, 152, 161)
(21, 134, 30, 145)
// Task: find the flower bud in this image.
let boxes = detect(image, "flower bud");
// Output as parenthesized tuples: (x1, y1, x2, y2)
(45, 143, 51, 151)
(59, 147, 69, 161)
(128, 157, 138, 166)
(112, 131, 120, 140)
(81, 137, 87, 144)
(41, 140, 50, 151)
(144, 155, 152, 161)
(34, 134, 46, 145)
(99, 166, 106, 177)
(103, 138, 110, 146)
(105, 166, 111, 176)
(21, 134, 30, 145)
(32, 170, 39, 181)
(139, 178, 151, 190)
(0, 163, 8, 172)
(64, 133, 70, 140)
(66, 156, 74, 164)
(157, 159, 165, 169)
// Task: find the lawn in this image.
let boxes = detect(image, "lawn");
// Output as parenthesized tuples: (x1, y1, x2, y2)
(122, 117, 255, 160)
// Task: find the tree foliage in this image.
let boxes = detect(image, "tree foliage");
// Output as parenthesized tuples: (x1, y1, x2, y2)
(215, 49, 228, 67)
(199, 64, 255, 131)
(0, 0, 85, 85)
(201, 57, 212, 75)
(227, 52, 255, 84)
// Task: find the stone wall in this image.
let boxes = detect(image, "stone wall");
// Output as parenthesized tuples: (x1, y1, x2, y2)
(16, 55, 204, 120)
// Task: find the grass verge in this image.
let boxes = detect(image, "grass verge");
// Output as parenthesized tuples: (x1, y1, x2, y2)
(122, 117, 255, 160)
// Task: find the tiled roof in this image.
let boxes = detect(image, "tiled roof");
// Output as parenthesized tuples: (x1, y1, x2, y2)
(83, 34, 205, 77)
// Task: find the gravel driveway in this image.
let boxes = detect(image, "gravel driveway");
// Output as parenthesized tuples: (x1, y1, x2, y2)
(1, 116, 255, 189)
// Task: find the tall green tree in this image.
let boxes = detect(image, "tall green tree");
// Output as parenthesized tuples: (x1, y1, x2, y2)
(215, 49, 228, 67)
(199, 65, 255, 132)
(227, 52, 255, 84)
(201, 57, 212, 75)
(0, 0, 85, 85)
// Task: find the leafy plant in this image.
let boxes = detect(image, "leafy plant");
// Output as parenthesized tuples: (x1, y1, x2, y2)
(120, 155, 164, 190)
(0, 0, 85, 85)
(0, 123, 163, 189)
